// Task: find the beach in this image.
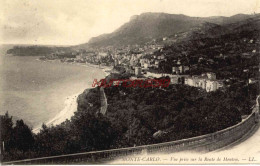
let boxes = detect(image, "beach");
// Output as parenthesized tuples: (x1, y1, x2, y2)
(0, 48, 107, 133)
(31, 60, 112, 133)
(32, 91, 83, 134)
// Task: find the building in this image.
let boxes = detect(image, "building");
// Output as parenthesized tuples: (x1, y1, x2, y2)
(176, 65, 190, 74)
(184, 73, 223, 92)
(205, 80, 217, 92)
(75, 55, 81, 60)
(206, 72, 216, 80)
(178, 77, 185, 84)
(135, 67, 142, 76)
(144, 63, 149, 69)
(176, 69, 180, 74)
(163, 37, 168, 41)
(198, 79, 206, 89)
(183, 66, 190, 73)
(179, 66, 184, 74)
(170, 76, 179, 84)
(172, 66, 178, 74)
(158, 55, 165, 60)
(185, 77, 194, 86)
(140, 59, 145, 67)
(144, 72, 162, 78)
(114, 59, 119, 66)
(99, 52, 108, 57)
(249, 78, 257, 84)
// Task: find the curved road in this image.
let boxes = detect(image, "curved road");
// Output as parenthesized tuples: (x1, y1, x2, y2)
(208, 123, 260, 163)
(111, 100, 260, 164)
(111, 124, 260, 164)
(210, 95, 260, 163)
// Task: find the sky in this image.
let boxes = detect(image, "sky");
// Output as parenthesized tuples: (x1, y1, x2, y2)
(0, 0, 260, 45)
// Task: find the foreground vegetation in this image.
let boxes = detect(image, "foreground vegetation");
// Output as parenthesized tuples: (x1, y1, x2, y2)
(1, 81, 258, 162)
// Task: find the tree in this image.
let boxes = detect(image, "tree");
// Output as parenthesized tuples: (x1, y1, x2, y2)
(11, 120, 34, 151)
(0, 112, 14, 152)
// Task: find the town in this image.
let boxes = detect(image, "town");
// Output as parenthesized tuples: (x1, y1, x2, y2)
(39, 17, 259, 93)
(3, 11, 260, 164)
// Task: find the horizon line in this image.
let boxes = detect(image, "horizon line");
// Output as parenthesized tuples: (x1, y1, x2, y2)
(1, 12, 259, 47)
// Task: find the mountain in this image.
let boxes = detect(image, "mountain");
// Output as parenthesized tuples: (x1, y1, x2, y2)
(85, 13, 257, 47)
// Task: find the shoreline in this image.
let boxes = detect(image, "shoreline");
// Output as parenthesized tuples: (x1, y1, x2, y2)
(32, 92, 82, 134)
(38, 58, 113, 74)
(32, 59, 109, 134)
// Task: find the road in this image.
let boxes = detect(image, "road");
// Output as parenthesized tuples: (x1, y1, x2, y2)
(209, 96, 260, 163)
(111, 123, 260, 164)
(111, 116, 260, 165)
(208, 123, 260, 163)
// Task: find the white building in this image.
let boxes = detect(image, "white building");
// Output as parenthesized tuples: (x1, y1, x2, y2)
(184, 73, 223, 92)
(185, 77, 194, 86)
(145, 72, 162, 78)
(206, 80, 217, 92)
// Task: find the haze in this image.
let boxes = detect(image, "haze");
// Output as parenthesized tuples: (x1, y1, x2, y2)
(0, 0, 259, 45)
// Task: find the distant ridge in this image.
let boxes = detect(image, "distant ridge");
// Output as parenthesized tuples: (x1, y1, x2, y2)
(84, 12, 258, 47)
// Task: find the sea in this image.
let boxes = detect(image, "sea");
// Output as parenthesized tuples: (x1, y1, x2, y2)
(0, 45, 106, 130)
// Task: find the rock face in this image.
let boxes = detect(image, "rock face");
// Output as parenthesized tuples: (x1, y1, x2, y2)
(100, 87, 107, 115)
(85, 13, 256, 47)
(153, 130, 167, 139)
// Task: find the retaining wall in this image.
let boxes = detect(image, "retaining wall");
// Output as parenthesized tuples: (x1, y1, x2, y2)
(3, 111, 257, 164)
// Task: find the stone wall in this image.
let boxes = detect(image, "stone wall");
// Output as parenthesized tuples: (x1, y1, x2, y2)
(3, 111, 257, 164)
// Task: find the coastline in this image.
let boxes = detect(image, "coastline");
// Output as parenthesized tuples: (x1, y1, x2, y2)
(32, 92, 82, 134)
(38, 58, 113, 76)
(32, 60, 109, 134)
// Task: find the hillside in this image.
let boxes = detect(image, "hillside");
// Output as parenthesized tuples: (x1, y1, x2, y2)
(150, 15, 260, 79)
(86, 13, 257, 47)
